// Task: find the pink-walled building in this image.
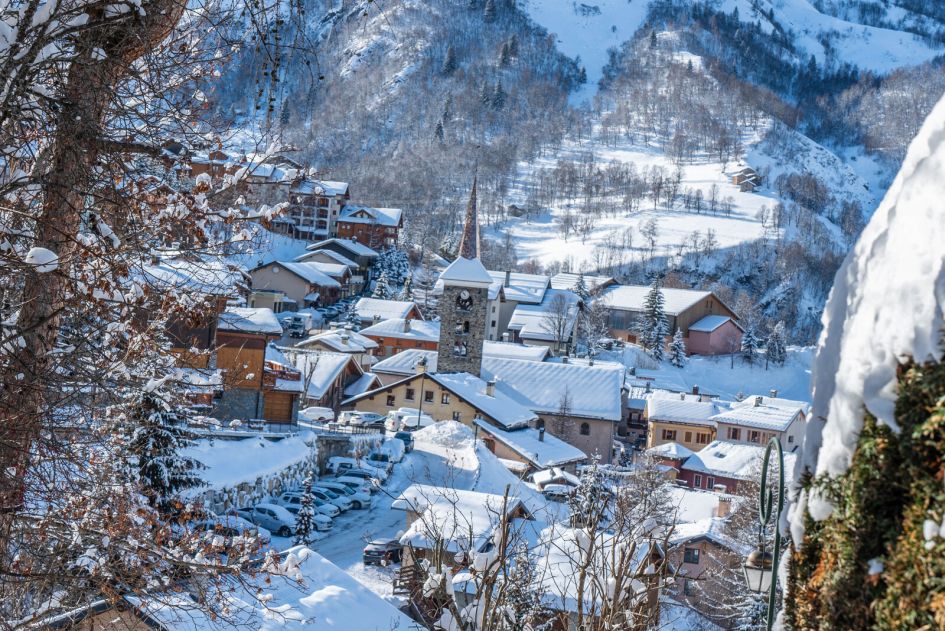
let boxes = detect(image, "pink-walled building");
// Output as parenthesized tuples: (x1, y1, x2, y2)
(686, 315, 743, 356)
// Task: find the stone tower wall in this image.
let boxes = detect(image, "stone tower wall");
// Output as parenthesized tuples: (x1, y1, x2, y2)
(437, 284, 488, 374)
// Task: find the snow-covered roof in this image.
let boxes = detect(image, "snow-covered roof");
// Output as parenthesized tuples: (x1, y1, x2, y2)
(549, 272, 615, 292)
(354, 297, 417, 321)
(599, 285, 713, 315)
(689, 314, 739, 333)
(531, 467, 581, 488)
(359, 317, 439, 343)
(218, 307, 283, 336)
(290, 178, 349, 196)
(507, 289, 580, 342)
(295, 249, 358, 268)
(303, 261, 349, 279)
(139, 257, 243, 296)
(256, 261, 341, 288)
(486, 270, 549, 304)
(645, 394, 721, 427)
(681, 440, 797, 481)
(393, 485, 523, 553)
(343, 373, 378, 397)
(307, 238, 379, 258)
(432, 372, 537, 430)
(711, 396, 806, 432)
(438, 256, 494, 287)
(669, 517, 748, 555)
(297, 328, 379, 353)
(481, 340, 549, 362)
(370, 349, 438, 376)
(481, 357, 624, 421)
(646, 441, 694, 460)
(473, 418, 585, 468)
(130, 546, 417, 631)
(284, 350, 356, 399)
(338, 204, 402, 227)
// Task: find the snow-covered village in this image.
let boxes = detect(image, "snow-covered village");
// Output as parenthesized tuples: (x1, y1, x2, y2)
(3, 0, 945, 630)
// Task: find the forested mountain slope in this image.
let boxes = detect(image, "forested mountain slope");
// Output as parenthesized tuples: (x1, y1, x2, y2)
(205, 0, 945, 342)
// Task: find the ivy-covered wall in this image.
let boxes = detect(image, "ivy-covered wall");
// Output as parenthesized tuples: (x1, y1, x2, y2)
(788, 359, 945, 629)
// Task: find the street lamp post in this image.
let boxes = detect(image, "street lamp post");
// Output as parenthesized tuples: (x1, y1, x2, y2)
(742, 436, 785, 631)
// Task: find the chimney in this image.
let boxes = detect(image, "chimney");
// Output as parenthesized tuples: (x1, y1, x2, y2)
(589, 357, 594, 366)
(562, 356, 569, 364)
(680, 392, 685, 401)
(716, 497, 731, 518)
(504, 270, 511, 287)
(403, 318, 412, 333)
(770, 388, 778, 398)
(692, 385, 700, 395)
(754, 396, 763, 407)
(502, 332, 510, 342)
(416, 357, 428, 374)
(340, 333, 349, 345)
(645, 381, 651, 393)
(485, 380, 496, 397)
(538, 427, 545, 442)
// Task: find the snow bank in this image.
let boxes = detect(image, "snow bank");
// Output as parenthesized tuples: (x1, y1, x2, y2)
(797, 93, 945, 524)
(185, 433, 314, 490)
(413, 420, 475, 450)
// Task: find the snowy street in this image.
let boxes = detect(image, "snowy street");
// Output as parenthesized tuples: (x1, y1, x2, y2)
(271, 425, 480, 603)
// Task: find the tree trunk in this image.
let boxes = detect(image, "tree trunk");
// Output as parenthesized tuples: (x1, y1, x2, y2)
(0, 0, 185, 552)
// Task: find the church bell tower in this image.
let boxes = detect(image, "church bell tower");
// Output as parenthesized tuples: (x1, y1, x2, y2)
(437, 179, 492, 375)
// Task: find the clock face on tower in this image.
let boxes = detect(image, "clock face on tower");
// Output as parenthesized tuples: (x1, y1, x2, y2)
(456, 289, 474, 311)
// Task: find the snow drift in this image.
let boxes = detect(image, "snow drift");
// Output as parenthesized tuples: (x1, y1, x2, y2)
(796, 92, 945, 525)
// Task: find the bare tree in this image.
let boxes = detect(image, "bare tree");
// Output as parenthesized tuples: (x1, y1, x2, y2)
(540, 292, 574, 355)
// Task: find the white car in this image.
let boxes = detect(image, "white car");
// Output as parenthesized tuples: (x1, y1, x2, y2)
(335, 475, 377, 495)
(299, 406, 334, 422)
(384, 408, 435, 432)
(194, 513, 272, 546)
(310, 487, 354, 512)
(326, 456, 389, 482)
(315, 481, 371, 509)
(281, 504, 333, 531)
(278, 491, 341, 518)
(235, 503, 299, 538)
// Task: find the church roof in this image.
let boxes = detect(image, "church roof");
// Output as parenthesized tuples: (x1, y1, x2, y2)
(458, 178, 479, 259)
(439, 256, 493, 287)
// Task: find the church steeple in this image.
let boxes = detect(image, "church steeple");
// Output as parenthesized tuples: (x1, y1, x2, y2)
(457, 177, 479, 260)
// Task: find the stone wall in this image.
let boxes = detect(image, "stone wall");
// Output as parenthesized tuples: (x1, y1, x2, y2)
(212, 387, 264, 421)
(437, 284, 488, 374)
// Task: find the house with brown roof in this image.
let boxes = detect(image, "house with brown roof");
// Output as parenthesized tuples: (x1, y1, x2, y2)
(249, 260, 343, 309)
(336, 204, 403, 249)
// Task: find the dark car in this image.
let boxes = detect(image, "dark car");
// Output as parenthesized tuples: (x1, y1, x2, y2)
(362, 537, 403, 566)
(394, 431, 414, 453)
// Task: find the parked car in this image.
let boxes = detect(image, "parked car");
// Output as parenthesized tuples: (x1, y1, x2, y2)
(234, 503, 298, 537)
(192, 513, 272, 546)
(366, 451, 393, 475)
(327, 456, 388, 482)
(394, 431, 414, 453)
(315, 481, 371, 509)
(299, 406, 334, 423)
(278, 491, 341, 518)
(384, 408, 435, 432)
(362, 537, 404, 566)
(336, 475, 377, 495)
(541, 484, 575, 503)
(336, 470, 382, 489)
(309, 487, 354, 512)
(338, 410, 385, 425)
(280, 505, 334, 531)
(380, 437, 406, 463)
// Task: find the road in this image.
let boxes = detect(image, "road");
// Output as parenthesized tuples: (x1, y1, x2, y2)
(272, 430, 479, 602)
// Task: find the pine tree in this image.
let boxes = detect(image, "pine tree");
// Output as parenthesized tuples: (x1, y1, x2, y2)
(483, 0, 496, 22)
(433, 120, 444, 142)
(635, 275, 668, 360)
(442, 94, 453, 123)
(741, 321, 759, 366)
(398, 274, 413, 301)
(479, 82, 492, 107)
(123, 390, 204, 515)
(669, 327, 687, 368)
(568, 458, 609, 528)
(649, 30, 658, 49)
(573, 272, 591, 304)
(345, 302, 360, 328)
(372, 270, 393, 300)
(441, 44, 457, 76)
(491, 80, 506, 110)
(293, 472, 317, 545)
(766, 320, 787, 367)
(498, 41, 512, 67)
